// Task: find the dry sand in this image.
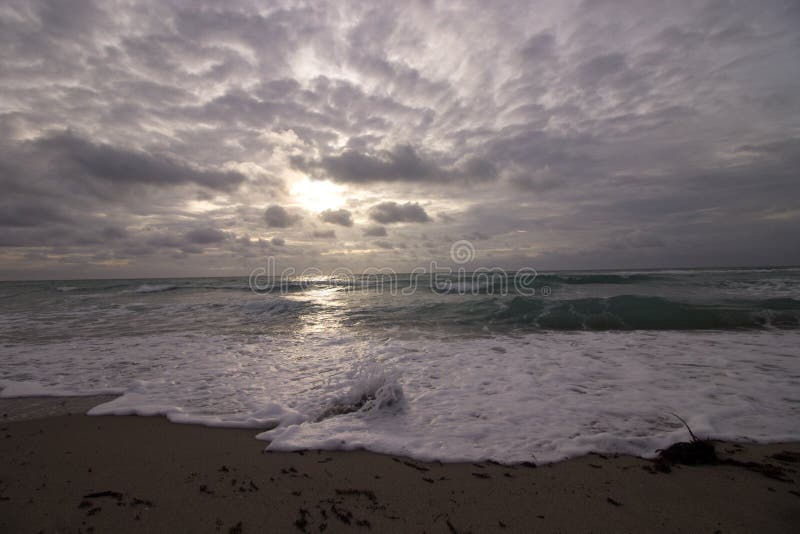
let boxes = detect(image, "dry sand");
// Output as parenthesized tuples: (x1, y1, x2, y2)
(0, 397, 798, 533)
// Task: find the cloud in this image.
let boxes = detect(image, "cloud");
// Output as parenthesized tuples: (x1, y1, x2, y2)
(184, 228, 228, 244)
(311, 229, 336, 238)
(577, 53, 628, 85)
(369, 202, 431, 224)
(298, 145, 497, 184)
(34, 133, 247, 192)
(101, 226, 128, 239)
(270, 236, 285, 246)
(0, 202, 72, 227)
(363, 225, 388, 237)
(319, 208, 354, 227)
(264, 205, 300, 228)
(520, 32, 556, 60)
(373, 240, 394, 249)
(147, 233, 184, 249)
(1, 0, 799, 278)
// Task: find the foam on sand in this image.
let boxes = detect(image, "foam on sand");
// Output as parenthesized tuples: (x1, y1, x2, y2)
(2, 330, 798, 463)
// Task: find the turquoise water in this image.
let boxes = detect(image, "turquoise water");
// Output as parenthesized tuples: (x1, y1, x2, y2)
(1, 267, 798, 343)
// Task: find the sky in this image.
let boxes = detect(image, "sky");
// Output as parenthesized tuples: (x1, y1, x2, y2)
(1, 0, 799, 280)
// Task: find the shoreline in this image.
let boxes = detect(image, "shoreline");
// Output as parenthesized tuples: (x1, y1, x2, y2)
(1, 397, 798, 532)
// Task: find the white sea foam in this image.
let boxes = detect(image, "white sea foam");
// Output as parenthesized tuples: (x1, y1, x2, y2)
(1, 330, 798, 463)
(0, 379, 123, 398)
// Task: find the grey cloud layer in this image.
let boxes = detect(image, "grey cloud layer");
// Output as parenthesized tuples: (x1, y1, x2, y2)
(264, 205, 300, 228)
(0, 0, 798, 278)
(295, 145, 497, 184)
(369, 202, 431, 224)
(319, 209, 354, 227)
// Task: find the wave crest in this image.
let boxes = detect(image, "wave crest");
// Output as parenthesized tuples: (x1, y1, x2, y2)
(317, 366, 404, 421)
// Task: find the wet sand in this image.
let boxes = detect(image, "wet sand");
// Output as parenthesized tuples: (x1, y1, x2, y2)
(1, 397, 798, 533)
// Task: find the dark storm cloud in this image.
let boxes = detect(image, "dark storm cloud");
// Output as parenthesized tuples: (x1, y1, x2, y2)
(0, 132, 247, 228)
(296, 145, 497, 184)
(184, 228, 228, 244)
(369, 202, 431, 224)
(319, 209, 353, 227)
(264, 205, 300, 228)
(33, 134, 246, 191)
(270, 236, 286, 246)
(363, 225, 388, 237)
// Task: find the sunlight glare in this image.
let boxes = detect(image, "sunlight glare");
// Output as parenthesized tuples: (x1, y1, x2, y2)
(290, 177, 346, 213)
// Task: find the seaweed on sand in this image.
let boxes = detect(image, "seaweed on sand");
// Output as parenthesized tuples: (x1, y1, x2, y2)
(654, 413, 718, 469)
(651, 413, 794, 482)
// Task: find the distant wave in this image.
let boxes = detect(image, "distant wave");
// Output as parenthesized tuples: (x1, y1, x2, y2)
(350, 295, 800, 331)
(536, 273, 659, 285)
(133, 284, 178, 294)
(56, 286, 78, 292)
(243, 297, 313, 316)
(493, 295, 800, 330)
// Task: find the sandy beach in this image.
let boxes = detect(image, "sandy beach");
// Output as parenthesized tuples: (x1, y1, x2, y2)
(1, 397, 798, 533)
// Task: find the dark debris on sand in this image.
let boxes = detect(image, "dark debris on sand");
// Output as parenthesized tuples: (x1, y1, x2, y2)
(650, 414, 795, 483)
(654, 438, 793, 482)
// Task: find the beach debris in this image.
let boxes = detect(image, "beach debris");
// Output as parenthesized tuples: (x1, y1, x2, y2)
(130, 497, 153, 508)
(330, 503, 353, 525)
(335, 488, 378, 504)
(607, 497, 623, 506)
(310, 489, 382, 529)
(771, 451, 800, 463)
(653, 414, 794, 482)
(391, 457, 429, 472)
(294, 508, 311, 532)
(654, 414, 717, 471)
(725, 459, 793, 482)
(83, 490, 123, 500)
(656, 439, 717, 467)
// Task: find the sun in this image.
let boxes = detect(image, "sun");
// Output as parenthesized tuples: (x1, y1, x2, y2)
(289, 177, 346, 213)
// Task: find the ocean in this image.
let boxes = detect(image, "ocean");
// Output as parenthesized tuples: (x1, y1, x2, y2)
(1, 267, 799, 463)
